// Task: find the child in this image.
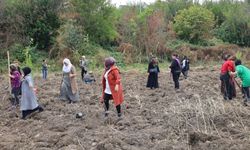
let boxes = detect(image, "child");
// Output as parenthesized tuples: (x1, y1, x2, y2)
(9, 64, 21, 107)
(20, 67, 43, 119)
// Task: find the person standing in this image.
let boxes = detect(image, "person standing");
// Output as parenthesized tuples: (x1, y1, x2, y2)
(231, 60, 250, 104)
(9, 64, 21, 107)
(220, 54, 230, 95)
(146, 57, 160, 89)
(42, 59, 48, 80)
(220, 55, 236, 100)
(20, 67, 43, 119)
(170, 54, 181, 90)
(80, 56, 88, 81)
(60, 58, 79, 103)
(13, 60, 22, 76)
(101, 57, 124, 117)
(181, 56, 189, 79)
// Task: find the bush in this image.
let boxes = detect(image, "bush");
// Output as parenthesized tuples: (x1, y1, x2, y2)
(174, 6, 215, 44)
(4, 0, 61, 50)
(214, 6, 250, 47)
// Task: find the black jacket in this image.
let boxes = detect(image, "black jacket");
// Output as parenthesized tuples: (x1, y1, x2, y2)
(170, 59, 181, 73)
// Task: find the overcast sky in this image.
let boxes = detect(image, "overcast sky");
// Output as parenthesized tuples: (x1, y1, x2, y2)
(111, 0, 157, 6)
(110, 0, 244, 6)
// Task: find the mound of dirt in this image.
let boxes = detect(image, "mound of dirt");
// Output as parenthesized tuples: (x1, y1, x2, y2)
(1, 66, 250, 150)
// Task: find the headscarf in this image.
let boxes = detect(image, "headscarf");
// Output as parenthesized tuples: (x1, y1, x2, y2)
(151, 57, 158, 66)
(22, 67, 31, 77)
(63, 58, 72, 73)
(10, 64, 17, 72)
(105, 57, 116, 71)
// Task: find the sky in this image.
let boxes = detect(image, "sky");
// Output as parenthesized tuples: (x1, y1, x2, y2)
(110, 0, 244, 6)
(111, 0, 157, 6)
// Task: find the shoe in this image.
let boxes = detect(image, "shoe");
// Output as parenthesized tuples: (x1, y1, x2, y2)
(104, 112, 109, 117)
(38, 106, 44, 112)
(118, 113, 122, 117)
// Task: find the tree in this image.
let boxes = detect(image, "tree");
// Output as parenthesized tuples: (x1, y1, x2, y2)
(173, 6, 215, 44)
(73, 0, 118, 46)
(215, 4, 250, 46)
(3, 0, 62, 50)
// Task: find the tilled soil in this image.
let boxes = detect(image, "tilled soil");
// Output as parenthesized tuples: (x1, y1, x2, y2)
(1, 66, 250, 150)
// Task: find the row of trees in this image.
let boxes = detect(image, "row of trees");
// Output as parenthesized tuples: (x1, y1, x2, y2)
(0, 0, 250, 63)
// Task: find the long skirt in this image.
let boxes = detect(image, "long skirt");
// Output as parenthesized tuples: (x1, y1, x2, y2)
(146, 73, 159, 89)
(59, 75, 79, 102)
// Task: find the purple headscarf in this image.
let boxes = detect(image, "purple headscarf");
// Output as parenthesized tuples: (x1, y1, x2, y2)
(105, 57, 116, 71)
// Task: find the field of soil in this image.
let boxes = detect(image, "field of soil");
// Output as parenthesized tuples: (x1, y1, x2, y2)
(1, 66, 250, 150)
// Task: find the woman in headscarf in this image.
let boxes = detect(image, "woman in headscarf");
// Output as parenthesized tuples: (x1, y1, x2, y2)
(101, 57, 124, 117)
(59, 58, 79, 103)
(9, 64, 21, 107)
(146, 57, 160, 89)
(20, 67, 43, 119)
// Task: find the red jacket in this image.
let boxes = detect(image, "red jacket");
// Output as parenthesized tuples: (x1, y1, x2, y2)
(102, 66, 124, 106)
(221, 60, 235, 74)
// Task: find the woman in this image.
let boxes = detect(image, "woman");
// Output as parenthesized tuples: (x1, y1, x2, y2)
(101, 57, 124, 117)
(20, 67, 43, 119)
(146, 57, 160, 89)
(220, 55, 236, 100)
(9, 64, 21, 107)
(181, 56, 189, 79)
(13, 60, 22, 76)
(169, 54, 181, 89)
(80, 56, 88, 81)
(231, 60, 250, 104)
(59, 58, 79, 103)
(42, 59, 48, 80)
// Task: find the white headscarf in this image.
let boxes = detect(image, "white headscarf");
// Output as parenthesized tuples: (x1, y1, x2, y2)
(63, 58, 72, 73)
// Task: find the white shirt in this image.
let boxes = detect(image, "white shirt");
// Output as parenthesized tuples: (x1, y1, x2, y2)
(182, 59, 186, 69)
(104, 69, 112, 94)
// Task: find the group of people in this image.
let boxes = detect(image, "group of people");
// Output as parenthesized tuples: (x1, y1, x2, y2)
(220, 54, 250, 104)
(9, 52, 250, 120)
(9, 62, 43, 119)
(146, 54, 190, 90)
(9, 56, 123, 119)
(58, 57, 123, 117)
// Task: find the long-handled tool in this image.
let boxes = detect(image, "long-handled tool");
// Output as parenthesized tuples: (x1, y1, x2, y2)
(7, 51, 11, 95)
(233, 77, 241, 89)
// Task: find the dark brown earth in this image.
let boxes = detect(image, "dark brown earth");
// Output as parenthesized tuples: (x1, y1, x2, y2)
(1, 66, 250, 150)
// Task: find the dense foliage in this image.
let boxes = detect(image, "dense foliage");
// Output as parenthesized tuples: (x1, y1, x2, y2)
(174, 6, 215, 44)
(0, 0, 249, 65)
